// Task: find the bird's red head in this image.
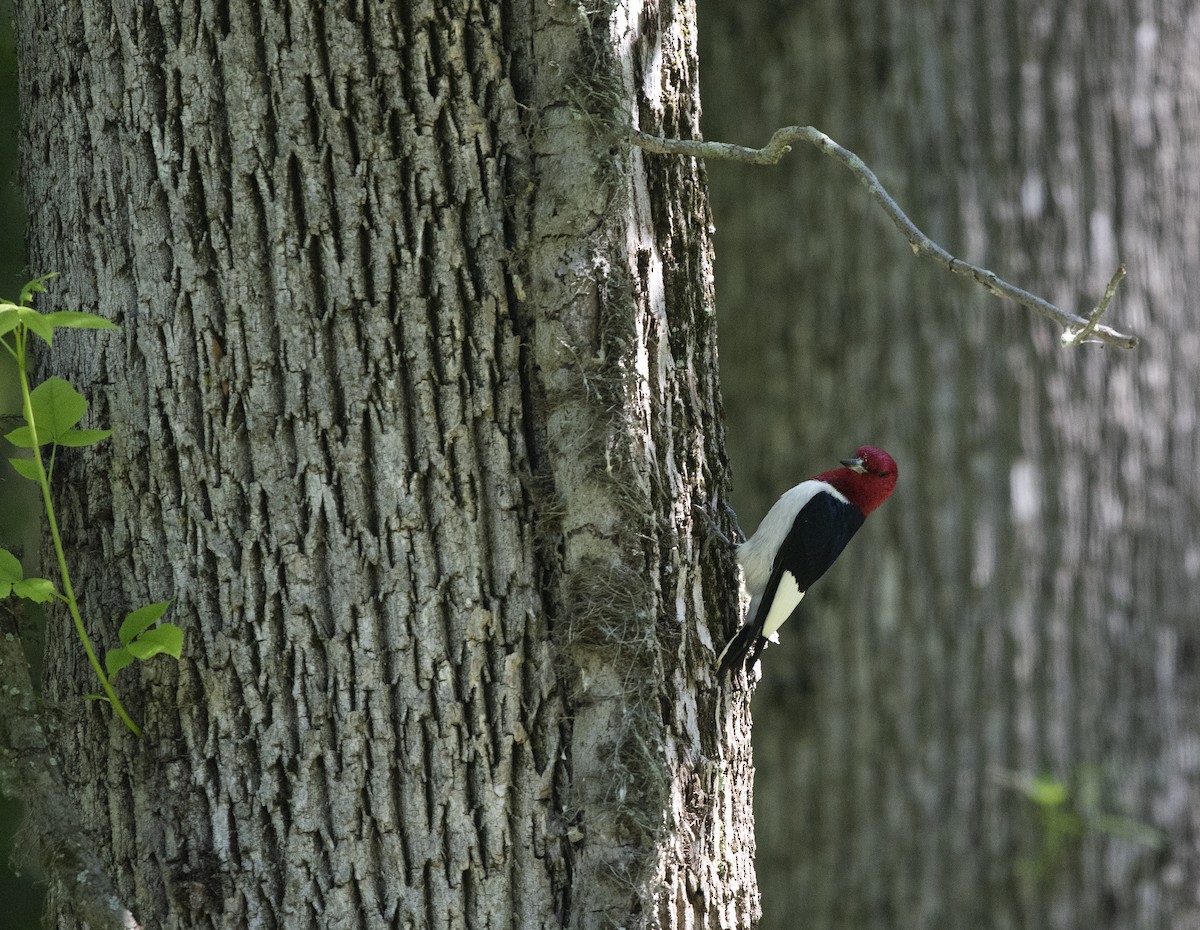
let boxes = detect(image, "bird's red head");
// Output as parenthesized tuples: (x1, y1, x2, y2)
(818, 445, 898, 516)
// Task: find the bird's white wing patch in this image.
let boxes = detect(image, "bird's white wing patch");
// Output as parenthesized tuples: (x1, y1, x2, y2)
(762, 570, 805, 640)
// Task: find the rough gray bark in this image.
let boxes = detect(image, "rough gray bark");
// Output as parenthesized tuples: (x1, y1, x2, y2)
(14, 1, 755, 928)
(701, 0, 1200, 928)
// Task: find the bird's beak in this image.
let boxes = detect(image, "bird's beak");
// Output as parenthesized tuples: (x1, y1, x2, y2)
(841, 455, 868, 474)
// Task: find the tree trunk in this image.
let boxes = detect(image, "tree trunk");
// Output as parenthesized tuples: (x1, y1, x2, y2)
(15, 1, 755, 928)
(702, 0, 1199, 928)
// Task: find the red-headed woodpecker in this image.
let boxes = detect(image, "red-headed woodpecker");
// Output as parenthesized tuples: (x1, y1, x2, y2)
(717, 445, 898, 678)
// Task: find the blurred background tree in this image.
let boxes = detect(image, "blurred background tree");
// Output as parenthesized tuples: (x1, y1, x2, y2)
(700, 0, 1198, 928)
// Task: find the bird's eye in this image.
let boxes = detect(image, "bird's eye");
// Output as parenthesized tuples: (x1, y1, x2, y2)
(877, 470, 889, 478)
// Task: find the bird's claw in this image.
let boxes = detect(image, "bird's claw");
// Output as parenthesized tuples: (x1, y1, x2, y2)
(692, 500, 745, 549)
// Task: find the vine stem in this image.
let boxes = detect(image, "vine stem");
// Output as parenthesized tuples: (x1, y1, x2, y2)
(14, 330, 141, 736)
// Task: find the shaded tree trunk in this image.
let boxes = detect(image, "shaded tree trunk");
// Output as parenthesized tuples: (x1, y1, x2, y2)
(15, 1, 755, 927)
(702, 0, 1200, 928)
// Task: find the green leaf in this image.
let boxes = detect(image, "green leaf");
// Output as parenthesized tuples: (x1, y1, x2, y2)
(1092, 814, 1165, 849)
(0, 312, 20, 339)
(0, 547, 22, 596)
(26, 377, 90, 445)
(1028, 776, 1068, 809)
(16, 306, 54, 345)
(12, 577, 56, 603)
(105, 647, 137, 677)
(5, 375, 93, 445)
(0, 547, 21, 580)
(7, 457, 40, 481)
(54, 428, 112, 448)
(118, 601, 172, 646)
(18, 273, 57, 306)
(41, 310, 119, 331)
(4, 426, 34, 448)
(125, 623, 184, 661)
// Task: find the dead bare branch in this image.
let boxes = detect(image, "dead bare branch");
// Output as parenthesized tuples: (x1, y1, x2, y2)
(631, 126, 1138, 349)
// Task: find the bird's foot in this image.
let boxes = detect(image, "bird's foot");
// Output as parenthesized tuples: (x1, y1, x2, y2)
(692, 499, 745, 551)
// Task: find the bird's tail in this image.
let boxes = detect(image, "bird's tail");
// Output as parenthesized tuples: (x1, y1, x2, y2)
(716, 624, 765, 679)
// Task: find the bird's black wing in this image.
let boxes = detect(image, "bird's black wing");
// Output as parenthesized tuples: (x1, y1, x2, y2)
(773, 492, 865, 593)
